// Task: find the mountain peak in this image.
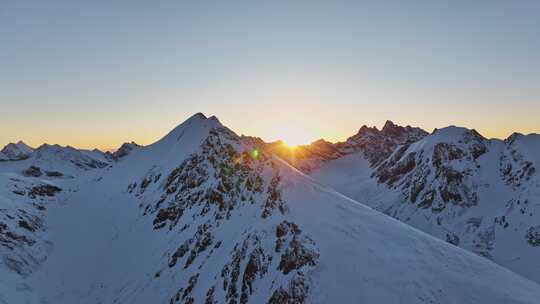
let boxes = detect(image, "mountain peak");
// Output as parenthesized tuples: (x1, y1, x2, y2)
(106, 141, 141, 160)
(311, 138, 331, 146)
(0, 140, 34, 160)
(505, 132, 524, 143)
(36, 143, 62, 151)
(152, 113, 226, 149)
(189, 112, 207, 121)
(382, 120, 397, 131)
(431, 126, 485, 142)
(355, 125, 379, 137)
(380, 120, 421, 137)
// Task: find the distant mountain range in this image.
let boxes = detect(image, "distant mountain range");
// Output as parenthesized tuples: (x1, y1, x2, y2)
(268, 119, 540, 285)
(1, 113, 539, 303)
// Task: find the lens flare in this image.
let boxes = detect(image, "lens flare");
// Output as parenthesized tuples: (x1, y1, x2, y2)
(250, 149, 259, 159)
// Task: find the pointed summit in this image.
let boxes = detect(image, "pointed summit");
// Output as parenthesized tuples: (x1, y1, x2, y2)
(150, 112, 228, 154)
(382, 120, 397, 131)
(189, 112, 207, 121)
(357, 125, 378, 135)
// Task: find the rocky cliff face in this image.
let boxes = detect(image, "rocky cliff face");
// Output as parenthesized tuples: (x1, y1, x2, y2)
(128, 125, 319, 304)
(337, 120, 428, 166)
(375, 127, 488, 214)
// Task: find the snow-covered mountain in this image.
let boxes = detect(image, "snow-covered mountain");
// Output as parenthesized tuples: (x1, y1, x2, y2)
(268, 120, 428, 173)
(1, 114, 540, 303)
(105, 141, 142, 161)
(0, 141, 34, 161)
(0, 149, 104, 302)
(32, 144, 110, 172)
(303, 123, 540, 285)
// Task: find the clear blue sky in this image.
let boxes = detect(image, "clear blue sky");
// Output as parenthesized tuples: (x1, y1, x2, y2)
(1, 1, 539, 149)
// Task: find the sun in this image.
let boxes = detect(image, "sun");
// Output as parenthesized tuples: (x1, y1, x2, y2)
(278, 141, 298, 150)
(272, 125, 315, 147)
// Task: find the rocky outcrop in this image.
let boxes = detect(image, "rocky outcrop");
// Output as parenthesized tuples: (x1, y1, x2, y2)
(265, 120, 428, 173)
(129, 126, 319, 304)
(500, 134, 537, 188)
(526, 226, 540, 247)
(23, 166, 43, 177)
(275, 221, 318, 275)
(28, 184, 62, 198)
(375, 127, 487, 214)
(338, 120, 428, 167)
(106, 141, 141, 161)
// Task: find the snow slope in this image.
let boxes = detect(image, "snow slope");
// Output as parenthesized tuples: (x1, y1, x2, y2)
(2, 114, 538, 303)
(0, 153, 105, 304)
(307, 125, 540, 285)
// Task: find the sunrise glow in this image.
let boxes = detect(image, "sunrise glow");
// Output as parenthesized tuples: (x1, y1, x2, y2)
(3, 3, 540, 303)
(1, 2, 539, 150)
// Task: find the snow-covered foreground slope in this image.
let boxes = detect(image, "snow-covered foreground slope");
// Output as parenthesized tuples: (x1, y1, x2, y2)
(3, 114, 539, 303)
(308, 125, 540, 285)
(0, 154, 106, 303)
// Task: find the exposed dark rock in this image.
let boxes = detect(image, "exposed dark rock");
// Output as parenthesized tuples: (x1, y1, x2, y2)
(45, 170, 63, 177)
(275, 221, 318, 275)
(474, 228, 495, 258)
(446, 233, 460, 246)
(23, 166, 42, 177)
(184, 224, 213, 269)
(278, 238, 318, 275)
(433, 143, 464, 168)
(495, 216, 510, 229)
(169, 240, 192, 268)
(170, 274, 199, 304)
(205, 286, 216, 304)
(109, 141, 141, 160)
(28, 184, 62, 198)
(240, 248, 271, 304)
(0, 222, 34, 250)
(12, 189, 25, 196)
(377, 151, 417, 186)
(526, 226, 540, 246)
(146, 127, 284, 230)
(262, 174, 287, 218)
(18, 220, 35, 232)
(268, 275, 309, 304)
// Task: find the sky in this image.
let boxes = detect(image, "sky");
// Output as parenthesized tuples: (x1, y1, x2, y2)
(1, 1, 539, 150)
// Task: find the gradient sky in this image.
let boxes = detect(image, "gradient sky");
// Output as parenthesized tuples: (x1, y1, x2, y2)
(1, 1, 539, 150)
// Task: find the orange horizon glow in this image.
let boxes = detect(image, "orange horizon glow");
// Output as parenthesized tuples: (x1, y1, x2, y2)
(2, 115, 540, 152)
(2, 2, 540, 152)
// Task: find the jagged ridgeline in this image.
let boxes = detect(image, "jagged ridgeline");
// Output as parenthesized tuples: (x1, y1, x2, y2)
(299, 124, 540, 285)
(1, 113, 540, 304)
